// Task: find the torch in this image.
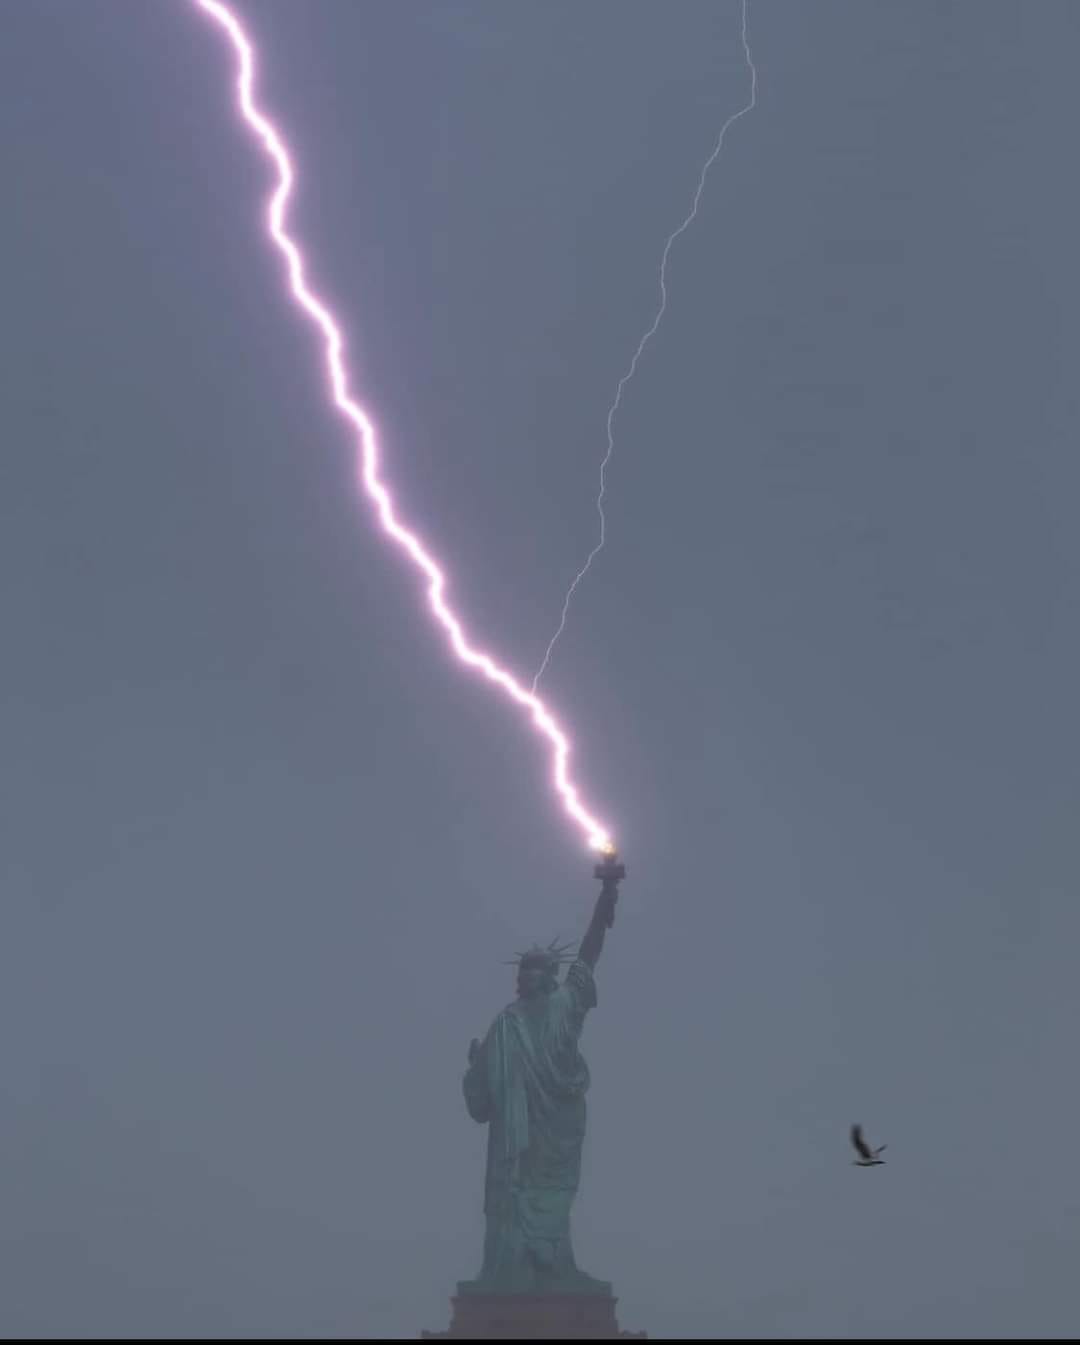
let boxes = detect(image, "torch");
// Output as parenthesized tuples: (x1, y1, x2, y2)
(593, 846, 626, 927)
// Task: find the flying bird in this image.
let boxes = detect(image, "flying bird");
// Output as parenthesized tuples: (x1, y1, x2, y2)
(850, 1124, 887, 1166)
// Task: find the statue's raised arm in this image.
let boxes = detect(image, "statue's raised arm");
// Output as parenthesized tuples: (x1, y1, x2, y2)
(578, 848, 625, 970)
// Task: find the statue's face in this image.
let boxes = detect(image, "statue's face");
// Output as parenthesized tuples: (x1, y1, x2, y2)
(516, 960, 551, 999)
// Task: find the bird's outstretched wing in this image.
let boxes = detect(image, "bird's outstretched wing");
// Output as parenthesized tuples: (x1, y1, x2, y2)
(850, 1124, 872, 1160)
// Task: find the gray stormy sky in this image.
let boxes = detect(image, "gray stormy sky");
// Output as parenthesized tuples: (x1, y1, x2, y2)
(3, 0, 1080, 1337)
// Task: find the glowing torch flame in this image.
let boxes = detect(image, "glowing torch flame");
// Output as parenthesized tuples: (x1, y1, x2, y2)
(188, 0, 614, 853)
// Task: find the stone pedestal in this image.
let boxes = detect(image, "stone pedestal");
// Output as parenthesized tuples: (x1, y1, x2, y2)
(421, 1291, 646, 1339)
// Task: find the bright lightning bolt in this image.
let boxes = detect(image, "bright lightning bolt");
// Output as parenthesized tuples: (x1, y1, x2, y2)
(188, 0, 614, 854)
(532, 0, 758, 693)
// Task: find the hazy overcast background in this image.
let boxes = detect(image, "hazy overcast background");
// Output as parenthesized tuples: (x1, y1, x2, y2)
(3, 0, 1080, 1336)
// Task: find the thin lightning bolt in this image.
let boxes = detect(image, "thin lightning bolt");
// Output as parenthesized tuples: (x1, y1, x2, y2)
(188, 0, 614, 854)
(532, 0, 758, 693)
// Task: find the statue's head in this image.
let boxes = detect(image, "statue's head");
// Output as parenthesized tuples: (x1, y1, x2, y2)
(509, 940, 574, 999)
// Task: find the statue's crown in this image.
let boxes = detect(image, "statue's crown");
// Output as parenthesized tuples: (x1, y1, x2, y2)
(504, 938, 576, 971)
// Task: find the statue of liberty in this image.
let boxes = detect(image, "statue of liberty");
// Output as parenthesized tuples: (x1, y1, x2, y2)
(459, 851, 625, 1297)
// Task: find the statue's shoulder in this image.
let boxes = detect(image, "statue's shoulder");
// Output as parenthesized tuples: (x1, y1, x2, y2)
(564, 957, 595, 985)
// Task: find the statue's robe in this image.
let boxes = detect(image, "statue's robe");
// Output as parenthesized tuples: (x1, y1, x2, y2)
(461, 959, 606, 1294)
